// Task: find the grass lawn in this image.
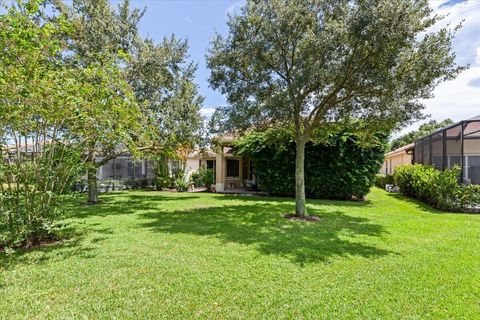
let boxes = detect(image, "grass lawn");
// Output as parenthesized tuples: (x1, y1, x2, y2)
(1, 188, 480, 319)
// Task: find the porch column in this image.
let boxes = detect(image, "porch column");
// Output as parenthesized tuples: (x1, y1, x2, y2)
(215, 152, 224, 192)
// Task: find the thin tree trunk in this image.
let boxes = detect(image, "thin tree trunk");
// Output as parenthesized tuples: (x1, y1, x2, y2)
(295, 137, 307, 216)
(87, 154, 99, 204)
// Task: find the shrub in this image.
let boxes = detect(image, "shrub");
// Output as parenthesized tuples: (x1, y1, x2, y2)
(191, 167, 215, 189)
(236, 128, 387, 200)
(125, 178, 152, 189)
(457, 185, 480, 212)
(175, 177, 190, 192)
(203, 169, 215, 189)
(375, 174, 394, 189)
(153, 156, 173, 190)
(394, 164, 480, 212)
(0, 144, 85, 249)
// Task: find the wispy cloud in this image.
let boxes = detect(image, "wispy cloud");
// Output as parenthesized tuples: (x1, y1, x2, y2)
(200, 108, 216, 119)
(407, 0, 480, 133)
(184, 15, 192, 23)
(225, 0, 245, 17)
(475, 47, 480, 64)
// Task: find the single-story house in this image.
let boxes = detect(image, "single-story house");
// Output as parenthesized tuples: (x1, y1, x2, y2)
(184, 146, 254, 193)
(94, 143, 255, 193)
(380, 115, 480, 184)
(380, 143, 414, 175)
(413, 115, 480, 184)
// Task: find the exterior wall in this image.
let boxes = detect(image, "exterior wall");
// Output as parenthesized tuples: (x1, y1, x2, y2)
(185, 158, 200, 175)
(380, 152, 412, 175)
(213, 150, 249, 192)
(90, 147, 258, 190)
(465, 139, 480, 154)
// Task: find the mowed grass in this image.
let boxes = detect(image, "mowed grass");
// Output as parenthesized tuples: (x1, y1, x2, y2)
(1, 188, 480, 319)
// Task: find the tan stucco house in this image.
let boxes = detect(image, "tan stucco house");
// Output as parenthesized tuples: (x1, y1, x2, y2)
(185, 146, 254, 193)
(380, 115, 480, 184)
(413, 115, 480, 184)
(380, 143, 414, 175)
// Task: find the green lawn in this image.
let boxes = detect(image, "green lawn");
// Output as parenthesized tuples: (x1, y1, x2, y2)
(1, 188, 480, 319)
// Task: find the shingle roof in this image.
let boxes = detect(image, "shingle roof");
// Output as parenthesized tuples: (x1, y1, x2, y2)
(386, 143, 414, 156)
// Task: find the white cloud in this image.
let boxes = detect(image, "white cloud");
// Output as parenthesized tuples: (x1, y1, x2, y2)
(225, 0, 245, 17)
(200, 108, 215, 119)
(475, 47, 480, 65)
(401, 0, 480, 134)
(424, 66, 480, 119)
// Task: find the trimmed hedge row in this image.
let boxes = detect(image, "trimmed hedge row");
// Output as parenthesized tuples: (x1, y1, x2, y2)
(394, 164, 480, 212)
(236, 128, 387, 200)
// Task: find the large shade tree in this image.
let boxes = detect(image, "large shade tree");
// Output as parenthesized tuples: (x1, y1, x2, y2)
(207, 0, 463, 216)
(0, 0, 142, 246)
(55, 0, 204, 203)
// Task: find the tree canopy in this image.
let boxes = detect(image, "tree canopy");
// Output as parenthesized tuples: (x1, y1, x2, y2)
(0, 0, 142, 246)
(53, 0, 204, 202)
(208, 0, 463, 216)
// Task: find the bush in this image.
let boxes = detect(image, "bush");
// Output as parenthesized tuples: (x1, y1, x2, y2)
(375, 174, 394, 189)
(125, 178, 152, 189)
(175, 177, 190, 192)
(394, 164, 480, 212)
(458, 185, 480, 212)
(0, 144, 84, 249)
(191, 167, 215, 189)
(153, 156, 173, 190)
(236, 128, 388, 200)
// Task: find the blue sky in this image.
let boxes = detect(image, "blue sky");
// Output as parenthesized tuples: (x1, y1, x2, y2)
(123, 0, 478, 132)
(123, 0, 243, 118)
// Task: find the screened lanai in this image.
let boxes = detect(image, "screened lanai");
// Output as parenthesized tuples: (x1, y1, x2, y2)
(96, 156, 155, 181)
(413, 116, 480, 185)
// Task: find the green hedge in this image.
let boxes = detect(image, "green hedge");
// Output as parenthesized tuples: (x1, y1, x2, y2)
(236, 128, 387, 200)
(394, 164, 480, 212)
(375, 174, 394, 189)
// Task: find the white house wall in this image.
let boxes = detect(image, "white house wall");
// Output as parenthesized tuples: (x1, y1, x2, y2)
(185, 158, 200, 175)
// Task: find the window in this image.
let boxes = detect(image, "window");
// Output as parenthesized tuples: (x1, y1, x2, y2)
(467, 156, 480, 184)
(207, 160, 215, 169)
(226, 159, 240, 177)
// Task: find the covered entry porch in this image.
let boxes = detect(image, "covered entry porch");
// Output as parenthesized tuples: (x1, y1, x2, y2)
(214, 146, 256, 193)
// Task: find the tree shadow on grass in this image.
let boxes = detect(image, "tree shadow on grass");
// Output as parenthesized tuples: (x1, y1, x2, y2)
(215, 193, 374, 208)
(0, 238, 96, 273)
(383, 193, 448, 214)
(64, 191, 202, 219)
(0, 223, 113, 272)
(138, 200, 393, 266)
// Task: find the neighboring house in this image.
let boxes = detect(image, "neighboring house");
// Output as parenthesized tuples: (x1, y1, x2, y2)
(413, 115, 480, 185)
(381, 115, 480, 184)
(380, 143, 414, 175)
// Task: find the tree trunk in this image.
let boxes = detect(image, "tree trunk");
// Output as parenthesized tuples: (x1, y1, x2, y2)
(87, 156, 99, 204)
(295, 137, 307, 216)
